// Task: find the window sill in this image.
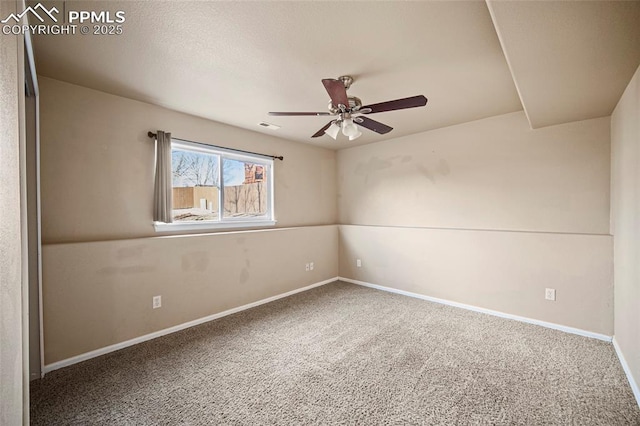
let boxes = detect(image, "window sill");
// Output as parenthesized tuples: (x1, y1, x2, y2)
(154, 220, 277, 233)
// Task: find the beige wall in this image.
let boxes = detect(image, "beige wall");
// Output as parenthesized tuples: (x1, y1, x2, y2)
(0, 0, 26, 423)
(43, 225, 338, 364)
(611, 64, 640, 394)
(338, 111, 610, 234)
(39, 78, 339, 365)
(38, 76, 618, 369)
(337, 111, 613, 335)
(39, 77, 337, 244)
(340, 225, 612, 335)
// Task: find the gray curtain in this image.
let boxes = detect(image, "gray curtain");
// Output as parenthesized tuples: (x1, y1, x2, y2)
(153, 130, 173, 223)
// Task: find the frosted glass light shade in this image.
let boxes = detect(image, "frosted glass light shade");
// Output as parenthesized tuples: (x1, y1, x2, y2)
(325, 122, 340, 140)
(341, 118, 359, 137)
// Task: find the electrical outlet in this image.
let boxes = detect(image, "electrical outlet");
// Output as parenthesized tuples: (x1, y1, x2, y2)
(305, 263, 310, 272)
(310, 262, 314, 271)
(545, 288, 556, 301)
(356, 259, 362, 268)
(153, 295, 162, 309)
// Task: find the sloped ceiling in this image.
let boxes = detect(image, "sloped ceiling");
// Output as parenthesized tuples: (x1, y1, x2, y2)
(29, 1, 640, 148)
(487, 0, 640, 129)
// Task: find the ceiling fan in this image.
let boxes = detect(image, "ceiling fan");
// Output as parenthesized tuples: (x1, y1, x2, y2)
(268, 76, 428, 141)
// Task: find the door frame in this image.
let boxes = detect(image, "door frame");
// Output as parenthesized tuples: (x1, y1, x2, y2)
(24, 25, 44, 380)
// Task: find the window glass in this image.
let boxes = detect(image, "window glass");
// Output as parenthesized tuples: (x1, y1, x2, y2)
(171, 148, 220, 222)
(164, 139, 274, 230)
(223, 159, 268, 219)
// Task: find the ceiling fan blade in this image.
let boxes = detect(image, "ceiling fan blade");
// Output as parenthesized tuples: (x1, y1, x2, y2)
(355, 116, 393, 134)
(268, 112, 331, 116)
(311, 121, 334, 138)
(322, 79, 349, 109)
(361, 95, 428, 114)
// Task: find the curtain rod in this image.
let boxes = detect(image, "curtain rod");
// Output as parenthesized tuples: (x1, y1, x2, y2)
(147, 132, 284, 161)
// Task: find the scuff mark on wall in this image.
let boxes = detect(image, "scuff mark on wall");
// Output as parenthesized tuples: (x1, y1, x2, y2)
(416, 164, 436, 184)
(437, 159, 451, 176)
(415, 158, 450, 184)
(240, 249, 251, 283)
(116, 245, 146, 260)
(355, 156, 413, 184)
(239, 267, 250, 284)
(181, 251, 209, 272)
(97, 265, 155, 275)
(355, 156, 393, 175)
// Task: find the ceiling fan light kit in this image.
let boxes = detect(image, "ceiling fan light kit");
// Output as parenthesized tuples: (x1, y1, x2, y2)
(341, 118, 359, 138)
(325, 121, 341, 140)
(268, 75, 428, 142)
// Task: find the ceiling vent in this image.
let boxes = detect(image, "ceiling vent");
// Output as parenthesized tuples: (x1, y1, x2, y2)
(258, 122, 280, 130)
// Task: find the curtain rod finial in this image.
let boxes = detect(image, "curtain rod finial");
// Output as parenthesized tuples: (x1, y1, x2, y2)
(148, 131, 156, 138)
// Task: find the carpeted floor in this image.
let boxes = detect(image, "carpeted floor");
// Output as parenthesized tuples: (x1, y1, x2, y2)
(31, 281, 640, 425)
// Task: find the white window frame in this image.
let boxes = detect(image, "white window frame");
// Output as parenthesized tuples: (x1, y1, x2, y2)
(154, 139, 276, 232)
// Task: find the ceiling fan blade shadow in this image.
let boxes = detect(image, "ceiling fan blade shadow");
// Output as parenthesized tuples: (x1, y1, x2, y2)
(268, 112, 331, 116)
(311, 121, 334, 138)
(362, 95, 427, 114)
(355, 116, 393, 134)
(322, 79, 349, 109)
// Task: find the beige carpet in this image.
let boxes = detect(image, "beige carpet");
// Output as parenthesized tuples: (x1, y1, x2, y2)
(31, 281, 640, 425)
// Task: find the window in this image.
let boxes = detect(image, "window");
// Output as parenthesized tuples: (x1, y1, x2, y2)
(154, 139, 275, 231)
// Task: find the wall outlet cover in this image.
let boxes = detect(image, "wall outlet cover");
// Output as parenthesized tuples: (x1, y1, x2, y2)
(545, 288, 556, 301)
(153, 295, 162, 309)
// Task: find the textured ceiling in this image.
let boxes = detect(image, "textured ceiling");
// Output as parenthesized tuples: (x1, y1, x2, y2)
(487, 0, 640, 129)
(30, 1, 522, 149)
(30, 1, 640, 148)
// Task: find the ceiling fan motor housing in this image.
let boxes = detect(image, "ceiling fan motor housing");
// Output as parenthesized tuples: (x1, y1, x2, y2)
(349, 96, 362, 110)
(328, 96, 362, 114)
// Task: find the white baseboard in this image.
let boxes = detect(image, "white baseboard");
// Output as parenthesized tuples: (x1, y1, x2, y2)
(43, 276, 616, 375)
(43, 277, 339, 375)
(338, 277, 612, 342)
(613, 336, 640, 408)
